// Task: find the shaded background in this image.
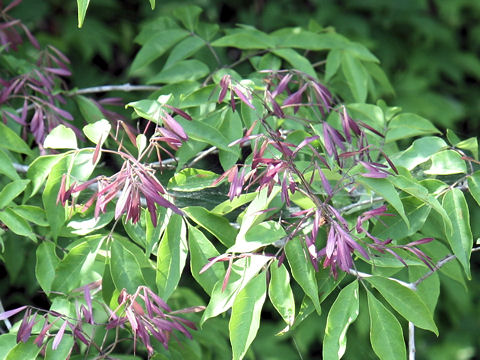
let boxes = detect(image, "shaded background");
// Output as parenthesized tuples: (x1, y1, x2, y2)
(3, 0, 480, 359)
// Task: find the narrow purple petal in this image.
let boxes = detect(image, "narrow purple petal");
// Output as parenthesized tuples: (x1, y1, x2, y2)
(232, 86, 255, 109)
(52, 320, 68, 350)
(0, 305, 28, 321)
(272, 73, 292, 98)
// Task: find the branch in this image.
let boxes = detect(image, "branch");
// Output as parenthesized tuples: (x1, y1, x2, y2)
(348, 269, 416, 290)
(67, 83, 162, 96)
(408, 322, 415, 360)
(412, 246, 480, 288)
(339, 196, 383, 214)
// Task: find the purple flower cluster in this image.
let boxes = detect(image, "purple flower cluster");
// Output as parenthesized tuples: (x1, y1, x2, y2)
(213, 71, 433, 276)
(57, 154, 182, 226)
(0, 283, 203, 358)
(110, 287, 203, 356)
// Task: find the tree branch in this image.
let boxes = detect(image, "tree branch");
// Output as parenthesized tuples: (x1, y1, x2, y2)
(67, 83, 162, 96)
(408, 322, 415, 360)
(412, 246, 480, 289)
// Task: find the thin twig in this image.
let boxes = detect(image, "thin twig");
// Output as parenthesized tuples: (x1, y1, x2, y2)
(412, 246, 480, 288)
(348, 269, 416, 290)
(67, 84, 162, 96)
(339, 196, 383, 213)
(186, 146, 218, 168)
(408, 322, 415, 360)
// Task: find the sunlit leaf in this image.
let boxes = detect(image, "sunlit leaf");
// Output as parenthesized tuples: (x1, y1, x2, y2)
(111, 239, 146, 294)
(36, 242, 60, 294)
(367, 291, 406, 360)
(230, 272, 267, 360)
(44, 125, 77, 149)
(365, 276, 438, 335)
(77, 0, 90, 28)
(268, 260, 295, 326)
(323, 281, 359, 360)
(285, 238, 321, 314)
(189, 225, 224, 294)
(202, 255, 270, 324)
(442, 188, 473, 279)
(156, 214, 188, 300)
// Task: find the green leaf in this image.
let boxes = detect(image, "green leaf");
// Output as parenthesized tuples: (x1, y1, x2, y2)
(372, 197, 431, 241)
(168, 168, 218, 192)
(111, 239, 146, 294)
(136, 134, 147, 156)
(74, 95, 104, 123)
(388, 175, 452, 236)
(408, 266, 439, 312)
(272, 48, 317, 79)
(0, 122, 32, 155)
(36, 241, 60, 294)
(219, 109, 242, 171)
(455, 137, 478, 160)
(446, 129, 461, 146)
(341, 53, 367, 103)
(45, 150, 96, 239)
(365, 276, 438, 335)
(357, 177, 409, 229)
(285, 238, 321, 314)
(385, 114, 440, 143)
(0, 149, 20, 180)
(145, 206, 167, 256)
(346, 103, 385, 134)
(442, 188, 473, 279)
(149, 0, 155, 10)
(325, 49, 342, 82)
(130, 29, 189, 73)
(367, 291, 406, 360)
(323, 281, 359, 360)
(230, 272, 267, 360)
(212, 31, 274, 49)
(268, 260, 295, 326)
(83, 119, 111, 145)
(149, 60, 209, 84)
(5, 339, 41, 360)
(317, 269, 346, 302)
(164, 36, 205, 68)
(422, 241, 465, 288)
(424, 150, 467, 175)
(156, 214, 188, 300)
(467, 170, 480, 207)
(391, 137, 447, 170)
(51, 235, 103, 293)
(0, 208, 36, 241)
(229, 221, 286, 253)
(0, 179, 30, 209)
(211, 193, 257, 215)
(172, 5, 202, 32)
(184, 206, 237, 247)
(272, 29, 337, 50)
(44, 124, 78, 149)
(44, 335, 74, 360)
(176, 117, 237, 154)
(0, 334, 17, 360)
(26, 154, 64, 198)
(10, 205, 48, 226)
(235, 187, 280, 245)
(42, 159, 68, 240)
(77, 0, 90, 27)
(188, 225, 223, 294)
(202, 255, 270, 324)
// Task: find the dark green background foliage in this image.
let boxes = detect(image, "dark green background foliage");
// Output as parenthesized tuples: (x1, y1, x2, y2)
(1, 1, 480, 359)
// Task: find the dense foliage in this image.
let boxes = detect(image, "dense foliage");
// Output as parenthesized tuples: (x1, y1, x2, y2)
(1, 1, 479, 359)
